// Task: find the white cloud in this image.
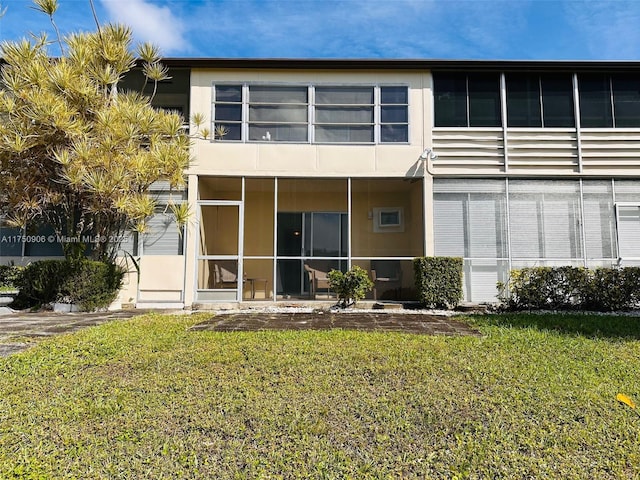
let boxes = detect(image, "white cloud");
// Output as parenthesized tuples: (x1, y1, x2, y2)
(99, 0, 188, 54)
(564, 1, 640, 59)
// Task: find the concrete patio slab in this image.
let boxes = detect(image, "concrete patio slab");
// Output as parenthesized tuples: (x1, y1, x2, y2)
(191, 312, 481, 336)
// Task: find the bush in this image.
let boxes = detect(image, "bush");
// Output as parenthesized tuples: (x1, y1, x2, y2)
(0, 265, 22, 291)
(501, 266, 640, 312)
(413, 257, 463, 309)
(14, 260, 73, 306)
(13, 259, 124, 311)
(328, 266, 374, 308)
(499, 266, 589, 310)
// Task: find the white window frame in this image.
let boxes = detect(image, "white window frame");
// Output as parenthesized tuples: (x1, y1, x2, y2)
(211, 83, 409, 145)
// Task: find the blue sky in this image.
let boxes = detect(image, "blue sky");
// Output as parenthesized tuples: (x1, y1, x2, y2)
(1, 0, 640, 60)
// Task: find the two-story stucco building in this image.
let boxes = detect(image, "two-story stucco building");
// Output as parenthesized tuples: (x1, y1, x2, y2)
(4, 59, 640, 307)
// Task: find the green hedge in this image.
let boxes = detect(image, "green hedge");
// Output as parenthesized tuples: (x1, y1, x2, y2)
(0, 265, 22, 290)
(500, 266, 640, 311)
(14, 259, 125, 311)
(413, 257, 463, 309)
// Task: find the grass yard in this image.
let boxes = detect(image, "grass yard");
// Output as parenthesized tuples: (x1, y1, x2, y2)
(1, 312, 639, 479)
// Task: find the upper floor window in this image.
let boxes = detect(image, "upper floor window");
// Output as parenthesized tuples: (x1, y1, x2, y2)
(214, 85, 243, 140)
(380, 86, 409, 142)
(315, 86, 374, 143)
(434, 72, 501, 127)
(212, 84, 408, 144)
(249, 86, 308, 142)
(506, 73, 574, 128)
(579, 74, 640, 127)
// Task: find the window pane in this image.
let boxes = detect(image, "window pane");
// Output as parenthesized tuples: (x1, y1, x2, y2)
(310, 213, 341, 257)
(541, 74, 575, 127)
(249, 86, 307, 103)
(381, 105, 408, 123)
(249, 105, 307, 122)
(612, 74, 640, 127)
(434, 73, 467, 127)
(381, 86, 408, 104)
(215, 123, 241, 140)
(215, 104, 242, 121)
(468, 73, 501, 127)
(215, 85, 242, 102)
(277, 213, 302, 256)
(316, 125, 373, 143)
(381, 124, 408, 142)
(249, 124, 308, 142)
(506, 73, 542, 127)
(579, 74, 613, 127)
(315, 86, 374, 105)
(0, 224, 22, 256)
(315, 106, 373, 123)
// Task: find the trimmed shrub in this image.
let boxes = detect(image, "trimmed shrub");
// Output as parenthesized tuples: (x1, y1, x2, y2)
(0, 265, 23, 290)
(328, 266, 374, 308)
(60, 261, 125, 311)
(13, 259, 124, 311)
(500, 266, 589, 311)
(413, 257, 463, 309)
(501, 266, 640, 311)
(585, 267, 640, 311)
(14, 260, 73, 306)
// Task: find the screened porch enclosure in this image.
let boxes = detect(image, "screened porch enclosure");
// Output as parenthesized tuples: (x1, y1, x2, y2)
(195, 176, 424, 302)
(433, 178, 636, 303)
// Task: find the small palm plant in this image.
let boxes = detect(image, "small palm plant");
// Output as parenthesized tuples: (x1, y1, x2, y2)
(327, 266, 374, 308)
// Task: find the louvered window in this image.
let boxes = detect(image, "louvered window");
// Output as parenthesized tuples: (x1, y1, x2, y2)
(509, 181, 582, 259)
(142, 189, 186, 255)
(433, 180, 507, 258)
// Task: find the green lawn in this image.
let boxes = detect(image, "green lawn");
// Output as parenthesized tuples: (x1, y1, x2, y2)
(1, 312, 639, 479)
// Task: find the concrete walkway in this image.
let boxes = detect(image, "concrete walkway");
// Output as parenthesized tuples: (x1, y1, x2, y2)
(0, 310, 149, 357)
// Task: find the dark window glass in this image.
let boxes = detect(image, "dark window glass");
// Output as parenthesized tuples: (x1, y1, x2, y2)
(248, 124, 308, 142)
(0, 224, 22, 256)
(381, 86, 408, 104)
(315, 87, 374, 105)
(579, 74, 613, 127)
(215, 123, 241, 140)
(506, 73, 542, 127)
(612, 74, 640, 127)
(215, 85, 242, 102)
(24, 224, 63, 256)
(541, 74, 575, 127)
(381, 105, 408, 123)
(215, 104, 242, 122)
(277, 213, 302, 256)
(380, 86, 408, 143)
(468, 73, 501, 127)
(434, 73, 467, 127)
(214, 85, 243, 140)
(315, 125, 374, 143)
(381, 124, 408, 142)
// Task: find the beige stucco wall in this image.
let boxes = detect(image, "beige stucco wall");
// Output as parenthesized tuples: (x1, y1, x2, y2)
(187, 69, 432, 179)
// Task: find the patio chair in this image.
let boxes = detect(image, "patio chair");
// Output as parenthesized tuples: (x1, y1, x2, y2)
(304, 263, 331, 299)
(371, 260, 402, 300)
(214, 261, 239, 289)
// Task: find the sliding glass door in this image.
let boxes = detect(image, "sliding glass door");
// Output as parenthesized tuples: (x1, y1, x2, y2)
(276, 212, 348, 297)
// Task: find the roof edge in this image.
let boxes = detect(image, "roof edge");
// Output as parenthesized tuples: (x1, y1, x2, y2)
(158, 58, 640, 71)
